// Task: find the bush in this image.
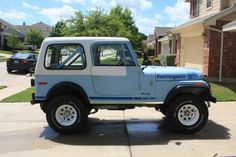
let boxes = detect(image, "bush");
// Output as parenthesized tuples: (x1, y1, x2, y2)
(144, 47, 154, 56)
(142, 58, 152, 65)
(151, 57, 161, 65)
(141, 56, 160, 66)
(158, 54, 176, 66)
(166, 55, 176, 66)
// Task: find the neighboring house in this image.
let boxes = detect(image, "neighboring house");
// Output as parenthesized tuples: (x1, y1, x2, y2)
(146, 34, 155, 49)
(16, 21, 52, 37)
(0, 19, 51, 50)
(172, 0, 236, 82)
(154, 27, 173, 56)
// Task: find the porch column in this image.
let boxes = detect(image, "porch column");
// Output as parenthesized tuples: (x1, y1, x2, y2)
(171, 34, 176, 54)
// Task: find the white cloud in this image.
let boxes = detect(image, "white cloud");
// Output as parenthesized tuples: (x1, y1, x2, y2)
(40, 5, 76, 24)
(155, 13, 162, 21)
(164, 0, 190, 26)
(0, 10, 31, 20)
(91, 0, 105, 6)
(22, 1, 40, 10)
(111, 0, 153, 10)
(56, 0, 85, 4)
(135, 15, 161, 35)
(139, 0, 153, 10)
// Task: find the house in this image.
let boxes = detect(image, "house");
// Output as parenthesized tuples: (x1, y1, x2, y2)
(0, 19, 25, 49)
(172, 0, 236, 82)
(146, 34, 155, 49)
(154, 27, 173, 56)
(0, 19, 51, 50)
(16, 21, 52, 37)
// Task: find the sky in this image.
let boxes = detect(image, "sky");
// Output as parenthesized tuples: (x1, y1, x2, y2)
(0, 0, 190, 35)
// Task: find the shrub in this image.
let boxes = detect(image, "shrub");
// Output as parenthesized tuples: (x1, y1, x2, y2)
(158, 54, 176, 66)
(144, 47, 154, 56)
(141, 56, 160, 66)
(166, 55, 176, 66)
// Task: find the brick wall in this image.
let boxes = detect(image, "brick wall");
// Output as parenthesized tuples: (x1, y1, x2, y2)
(207, 20, 236, 77)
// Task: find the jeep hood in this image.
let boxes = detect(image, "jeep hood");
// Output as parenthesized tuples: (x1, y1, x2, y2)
(142, 66, 203, 81)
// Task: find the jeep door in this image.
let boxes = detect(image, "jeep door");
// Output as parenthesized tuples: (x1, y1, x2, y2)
(91, 42, 140, 96)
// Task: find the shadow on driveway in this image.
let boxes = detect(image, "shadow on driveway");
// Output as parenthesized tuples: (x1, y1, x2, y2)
(40, 118, 231, 146)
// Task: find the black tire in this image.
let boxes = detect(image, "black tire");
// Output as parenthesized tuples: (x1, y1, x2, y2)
(7, 69, 12, 73)
(167, 95, 208, 134)
(46, 95, 88, 134)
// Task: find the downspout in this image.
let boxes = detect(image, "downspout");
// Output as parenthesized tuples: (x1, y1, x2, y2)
(206, 27, 224, 82)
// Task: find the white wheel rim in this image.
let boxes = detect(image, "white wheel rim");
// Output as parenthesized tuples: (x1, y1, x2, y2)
(55, 104, 78, 126)
(177, 104, 200, 126)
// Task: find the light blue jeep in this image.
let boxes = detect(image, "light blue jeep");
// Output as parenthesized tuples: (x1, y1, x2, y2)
(31, 37, 216, 134)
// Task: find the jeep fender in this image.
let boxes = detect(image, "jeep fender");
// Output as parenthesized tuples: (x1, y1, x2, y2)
(46, 82, 90, 105)
(164, 84, 216, 105)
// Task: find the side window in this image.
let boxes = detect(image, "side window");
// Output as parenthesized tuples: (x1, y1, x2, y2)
(92, 43, 136, 66)
(45, 44, 86, 70)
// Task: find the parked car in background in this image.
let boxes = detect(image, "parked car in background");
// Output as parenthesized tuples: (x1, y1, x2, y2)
(6, 52, 37, 73)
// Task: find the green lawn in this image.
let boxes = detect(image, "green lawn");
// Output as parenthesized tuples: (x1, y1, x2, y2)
(211, 83, 236, 102)
(1, 88, 34, 103)
(0, 50, 12, 55)
(0, 83, 236, 103)
(0, 56, 7, 62)
(0, 85, 7, 90)
(0, 49, 39, 55)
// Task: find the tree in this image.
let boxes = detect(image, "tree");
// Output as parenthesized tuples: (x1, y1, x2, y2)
(7, 29, 21, 50)
(63, 5, 147, 50)
(64, 11, 87, 36)
(50, 21, 66, 37)
(26, 28, 44, 52)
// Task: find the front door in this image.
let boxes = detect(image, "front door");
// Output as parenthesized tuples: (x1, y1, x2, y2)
(91, 43, 140, 96)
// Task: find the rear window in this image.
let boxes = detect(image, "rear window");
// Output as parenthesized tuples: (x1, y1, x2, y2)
(44, 44, 86, 70)
(13, 53, 30, 59)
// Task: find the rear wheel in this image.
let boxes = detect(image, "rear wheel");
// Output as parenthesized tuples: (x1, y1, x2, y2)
(46, 95, 88, 134)
(167, 95, 208, 134)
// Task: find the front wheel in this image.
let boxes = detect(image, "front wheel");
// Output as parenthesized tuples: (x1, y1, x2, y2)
(46, 95, 88, 134)
(167, 95, 208, 134)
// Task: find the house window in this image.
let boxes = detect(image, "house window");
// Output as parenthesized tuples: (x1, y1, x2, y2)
(193, 0, 200, 17)
(207, 0, 212, 8)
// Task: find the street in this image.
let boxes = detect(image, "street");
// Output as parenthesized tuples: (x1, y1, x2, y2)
(0, 102, 235, 157)
(0, 62, 31, 100)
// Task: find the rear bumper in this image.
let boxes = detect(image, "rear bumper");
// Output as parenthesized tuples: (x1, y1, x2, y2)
(208, 95, 217, 103)
(7, 64, 32, 70)
(31, 93, 45, 104)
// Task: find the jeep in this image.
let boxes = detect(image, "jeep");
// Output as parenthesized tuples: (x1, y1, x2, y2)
(31, 37, 216, 134)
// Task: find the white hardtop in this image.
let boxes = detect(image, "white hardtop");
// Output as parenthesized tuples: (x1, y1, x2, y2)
(43, 37, 130, 45)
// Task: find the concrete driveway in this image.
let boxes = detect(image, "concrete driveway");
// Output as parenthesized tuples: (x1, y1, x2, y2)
(0, 102, 235, 157)
(0, 62, 31, 100)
